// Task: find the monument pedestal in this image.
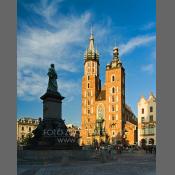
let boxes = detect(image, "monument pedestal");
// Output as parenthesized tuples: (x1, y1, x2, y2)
(26, 90, 80, 150)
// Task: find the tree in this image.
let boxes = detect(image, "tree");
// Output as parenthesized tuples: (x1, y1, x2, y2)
(20, 133, 33, 145)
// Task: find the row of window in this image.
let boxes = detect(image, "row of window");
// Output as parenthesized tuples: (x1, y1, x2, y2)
(141, 127, 155, 135)
(84, 106, 120, 115)
(21, 126, 32, 132)
(86, 86, 122, 96)
(84, 96, 123, 106)
(86, 62, 97, 75)
(87, 62, 96, 67)
(140, 138, 155, 144)
(141, 106, 154, 114)
(86, 75, 124, 85)
(141, 115, 154, 123)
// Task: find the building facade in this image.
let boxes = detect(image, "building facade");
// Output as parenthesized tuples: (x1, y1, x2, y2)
(17, 117, 39, 142)
(80, 32, 137, 146)
(137, 93, 156, 146)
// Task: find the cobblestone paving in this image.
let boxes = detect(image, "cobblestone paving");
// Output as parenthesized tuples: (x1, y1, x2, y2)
(18, 151, 156, 175)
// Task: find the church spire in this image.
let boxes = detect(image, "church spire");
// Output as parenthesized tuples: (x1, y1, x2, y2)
(88, 26, 95, 51)
(84, 27, 99, 61)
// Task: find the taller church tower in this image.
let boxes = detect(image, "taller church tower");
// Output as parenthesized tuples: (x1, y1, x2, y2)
(80, 31, 101, 145)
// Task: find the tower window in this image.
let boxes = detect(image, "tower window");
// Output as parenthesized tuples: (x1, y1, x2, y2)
(88, 109, 90, 115)
(22, 126, 24, 131)
(88, 100, 90, 105)
(112, 96, 115, 102)
(149, 115, 153, 122)
(88, 76, 90, 80)
(112, 115, 115, 120)
(150, 106, 153, 112)
(112, 105, 115, 112)
(112, 87, 115, 93)
(88, 83, 90, 88)
(141, 117, 145, 123)
(142, 108, 144, 114)
(112, 124, 115, 129)
(112, 75, 115, 82)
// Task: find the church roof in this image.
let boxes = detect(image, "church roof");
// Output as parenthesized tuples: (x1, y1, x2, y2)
(96, 90, 106, 101)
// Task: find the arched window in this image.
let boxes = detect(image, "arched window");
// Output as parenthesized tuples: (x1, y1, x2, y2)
(88, 83, 90, 88)
(150, 106, 153, 112)
(112, 96, 115, 102)
(88, 108, 90, 115)
(112, 87, 115, 93)
(112, 75, 115, 82)
(112, 105, 115, 112)
(97, 105, 104, 119)
(112, 115, 115, 120)
(149, 138, 154, 145)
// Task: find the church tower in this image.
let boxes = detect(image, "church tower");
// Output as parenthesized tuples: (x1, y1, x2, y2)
(80, 31, 101, 145)
(105, 47, 125, 143)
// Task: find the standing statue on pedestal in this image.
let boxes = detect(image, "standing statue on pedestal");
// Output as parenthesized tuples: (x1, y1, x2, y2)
(47, 64, 58, 93)
(25, 63, 80, 150)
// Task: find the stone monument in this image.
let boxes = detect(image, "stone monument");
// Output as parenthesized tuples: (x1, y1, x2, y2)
(26, 64, 80, 150)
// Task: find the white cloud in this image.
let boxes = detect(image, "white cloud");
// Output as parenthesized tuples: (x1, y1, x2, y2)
(17, 70, 80, 101)
(141, 64, 154, 74)
(119, 35, 156, 56)
(17, 0, 109, 101)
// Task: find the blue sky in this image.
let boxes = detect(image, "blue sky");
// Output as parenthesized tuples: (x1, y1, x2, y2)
(17, 0, 156, 126)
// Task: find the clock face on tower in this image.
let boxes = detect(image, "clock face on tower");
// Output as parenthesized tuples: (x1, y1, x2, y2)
(97, 105, 104, 119)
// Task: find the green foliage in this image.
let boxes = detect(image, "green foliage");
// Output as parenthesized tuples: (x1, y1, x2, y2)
(20, 133, 33, 145)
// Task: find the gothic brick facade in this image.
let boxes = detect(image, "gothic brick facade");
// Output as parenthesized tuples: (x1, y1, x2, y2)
(80, 32, 137, 146)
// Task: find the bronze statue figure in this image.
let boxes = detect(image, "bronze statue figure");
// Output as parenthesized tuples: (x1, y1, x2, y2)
(47, 64, 58, 92)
